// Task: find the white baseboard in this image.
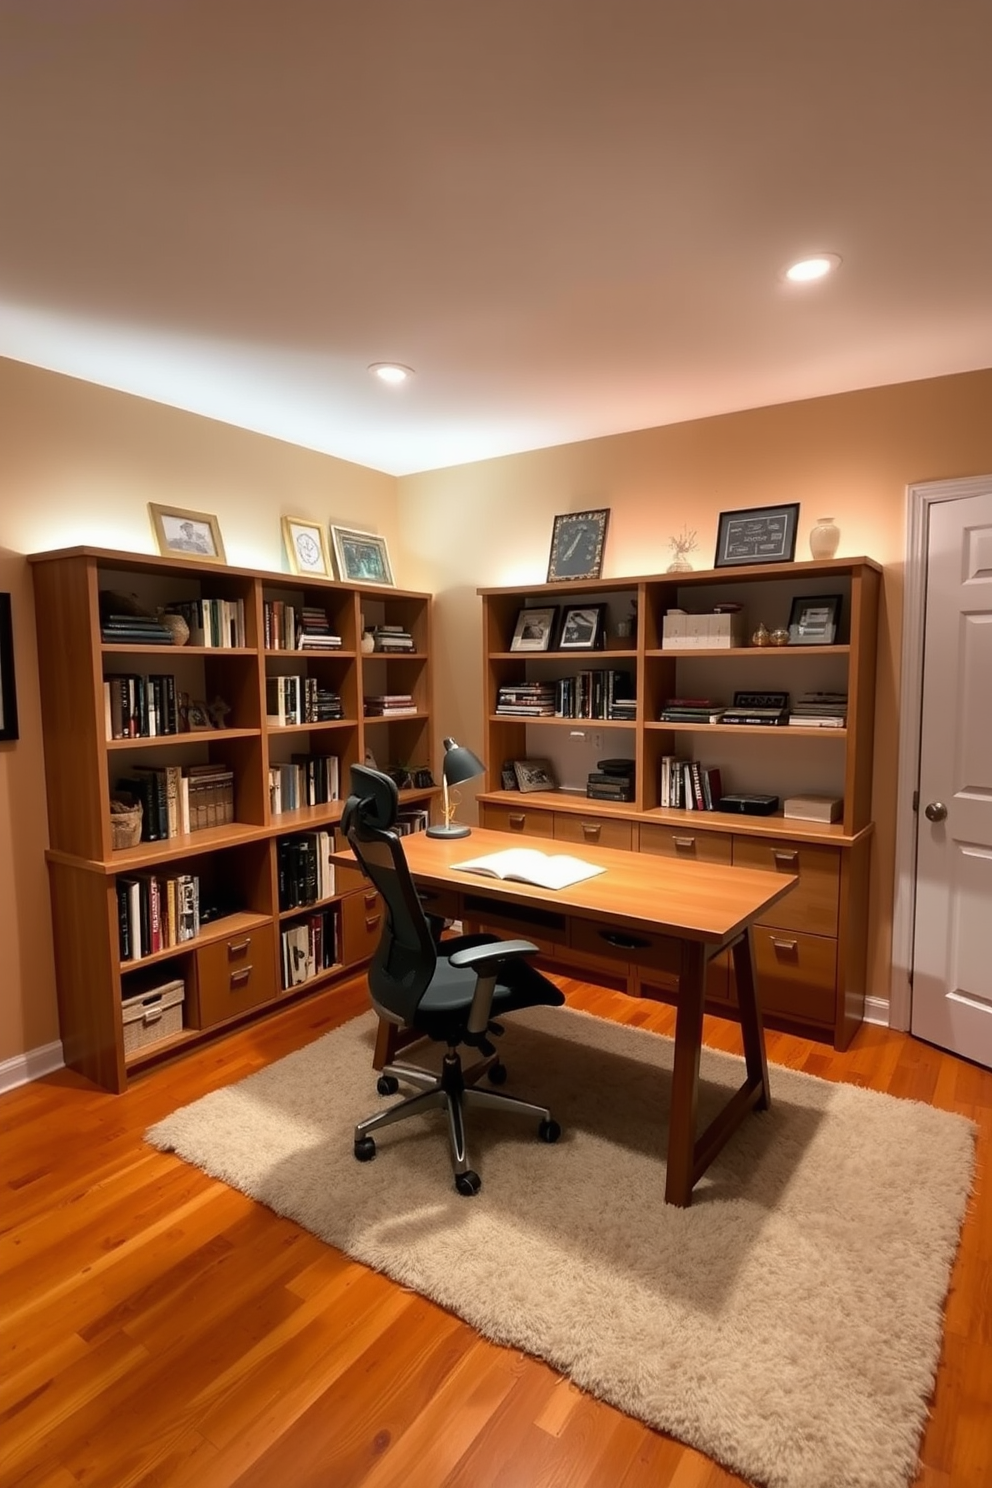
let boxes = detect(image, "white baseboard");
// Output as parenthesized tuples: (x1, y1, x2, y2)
(0, 1041, 65, 1094)
(863, 995, 891, 1028)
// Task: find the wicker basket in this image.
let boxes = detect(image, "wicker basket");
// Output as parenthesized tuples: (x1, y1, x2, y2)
(110, 802, 143, 850)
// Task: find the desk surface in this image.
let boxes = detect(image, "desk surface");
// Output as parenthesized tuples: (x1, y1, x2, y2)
(387, 826, 795, 947)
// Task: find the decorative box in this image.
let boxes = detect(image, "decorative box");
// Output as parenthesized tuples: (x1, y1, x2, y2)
(121, 978, 185, 1055)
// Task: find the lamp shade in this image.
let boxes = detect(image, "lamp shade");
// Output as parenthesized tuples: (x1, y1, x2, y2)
(426, 737, 485, 838)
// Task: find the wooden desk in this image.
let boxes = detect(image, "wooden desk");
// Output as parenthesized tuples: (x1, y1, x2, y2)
(340, 826, 796, 1207)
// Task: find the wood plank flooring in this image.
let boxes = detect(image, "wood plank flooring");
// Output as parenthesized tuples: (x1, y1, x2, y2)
(2, 976, 990, 1488)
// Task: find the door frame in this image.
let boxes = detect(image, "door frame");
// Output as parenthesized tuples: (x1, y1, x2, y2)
(890, 473, 992, 1030)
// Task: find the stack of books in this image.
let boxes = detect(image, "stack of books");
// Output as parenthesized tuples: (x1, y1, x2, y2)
(266, 675, 343, 725)
(553, 670, 635, 720)
(660, 755, 724, 810)
(268, 753, 340, 813)
(722, 691, 790, 726)
(100, 612, 174, 646)
(280, 909, 338, 989)
(364, 693, 417, 716)
(496, 682, 556, 716)
(104, 673, 180, 738)
(296, 607, 342, 650)
(277, 831, 335, 910)
(659, 697, 726, 724)
(373, 624, 416, 652)
(587, 758, 635, 803)
(116, 872, 200, 961)
(789, 692, 848, 727)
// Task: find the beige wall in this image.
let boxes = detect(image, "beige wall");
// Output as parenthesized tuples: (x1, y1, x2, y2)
(0, 356, 399, 1066)
(400, 368, 992, 1004)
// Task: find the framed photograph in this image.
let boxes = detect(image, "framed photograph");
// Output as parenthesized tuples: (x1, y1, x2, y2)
(510, 606, 557, 652)
(282, 516, 332, 578)
(185, 698, 215, 732)
(513, 758, 557, 793)
(788, 594, 842, 644)
(546, 508, 610, 582)
(330, 525, 394, 586)
(558, 604, 606, 650)
(148, 503, 227, 564)
(713, 503, 799, 568)
(0, 593, 19, 742)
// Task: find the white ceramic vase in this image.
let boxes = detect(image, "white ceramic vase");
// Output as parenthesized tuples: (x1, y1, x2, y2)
(809, 516, 840, 560)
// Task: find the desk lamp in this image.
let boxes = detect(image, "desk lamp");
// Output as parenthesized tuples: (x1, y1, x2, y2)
(426, 737, 485, 838)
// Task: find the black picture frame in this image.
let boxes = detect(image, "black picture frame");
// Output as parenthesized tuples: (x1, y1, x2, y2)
(788, 593, 843, 644)
(713, 503, 800, 568)
(509, 605, 557, 652)
(0, 594, 19, 742)
(558, 604, 606, 650)
(546, 508, 610, 582)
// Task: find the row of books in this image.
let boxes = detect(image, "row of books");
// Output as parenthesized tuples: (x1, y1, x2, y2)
(281, 910, 339, 989)
(660, 694, 792, 726)
(266, 674, 344, 725)
(116, 871, 199, 961)
(268, 753, 340, 814)
(116, 763, 235, 840)
(277, 830, 336, 910)
(164, 598, 247, 648)
(263, 601, 343, 651)
(552, 670, 636, 721)
(364, 693, 417, 716)
(100, 612, 174, 646)
(789, 692, 848, 727)
(660, 754, 724, 810)
(371, 623, 415, 652)
(495, 682, 556, 716)
(104, 673, 180, 738)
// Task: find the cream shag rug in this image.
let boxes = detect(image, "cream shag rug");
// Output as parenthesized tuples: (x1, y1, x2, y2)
(146, 1007, 975, 1488)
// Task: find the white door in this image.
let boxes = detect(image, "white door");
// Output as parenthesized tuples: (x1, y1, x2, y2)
(911, 488, 992, 1064)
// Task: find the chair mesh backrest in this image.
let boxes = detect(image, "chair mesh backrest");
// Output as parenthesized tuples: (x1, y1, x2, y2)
(341, 765, 439, 1025)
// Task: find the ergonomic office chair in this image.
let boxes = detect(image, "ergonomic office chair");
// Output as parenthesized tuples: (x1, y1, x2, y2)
(342, 764, 564, 1196)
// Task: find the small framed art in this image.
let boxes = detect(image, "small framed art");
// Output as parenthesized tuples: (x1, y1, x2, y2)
(148, 504, 227, 564)
(546, 509, 610, 582)
(0, 593, 19, 742)
(513, 758, 557, 793)
(330, 525, 394, 586)
(510, 606, 557, 652)
(713, 503, 799, 568)
(282, 516, 332, 578)
(558, 604, 606, 650)
(788, 594, 842, 644)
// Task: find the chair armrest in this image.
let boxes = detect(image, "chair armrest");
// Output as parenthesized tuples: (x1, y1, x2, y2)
(448, 939, 538, 973)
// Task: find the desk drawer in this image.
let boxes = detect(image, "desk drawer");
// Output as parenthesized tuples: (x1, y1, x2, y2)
(732, 836, 840, 937)
(414, 885, 462, 922)
(569, 915, 681, 977)
(636, 949, 731, 1005)
(194, 924, 274, 1027)
(639, 823, 733, 864)
(739, 926, 837, 1027)
(341, 888, 383, 965)
(480, 804, 555, 838)
(554, 812, 632, 850)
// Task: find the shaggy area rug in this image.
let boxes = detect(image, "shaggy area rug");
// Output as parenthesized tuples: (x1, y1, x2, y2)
(146, 1007, 975, 1488)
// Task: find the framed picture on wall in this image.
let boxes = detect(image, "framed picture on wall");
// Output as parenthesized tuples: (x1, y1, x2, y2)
(330, 525, 395, 586)
(713, 503, 799, 568)
(0, 593, 19, 741)
(282, 516, 332, 578)
(148, 503, 227, 564)
(546, 509, 610, 582)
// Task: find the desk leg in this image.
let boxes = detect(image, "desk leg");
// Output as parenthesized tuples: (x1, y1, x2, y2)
(665, 941, 706, 1207)
(732, 929, 771, 1111)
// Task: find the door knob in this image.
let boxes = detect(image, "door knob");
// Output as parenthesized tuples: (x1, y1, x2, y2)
(924, 801, 947, 822)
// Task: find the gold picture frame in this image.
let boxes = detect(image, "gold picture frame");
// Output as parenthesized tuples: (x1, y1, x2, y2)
(330, 525, 394, 586)
(148, 503, 227, 564)
(281, 516, 332, 578)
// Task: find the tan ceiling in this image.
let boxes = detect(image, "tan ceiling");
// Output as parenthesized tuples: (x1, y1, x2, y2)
(1, 0, 989, 475)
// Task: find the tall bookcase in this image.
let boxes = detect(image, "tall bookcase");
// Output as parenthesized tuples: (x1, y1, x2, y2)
(29, 546, 434, 1092)
(476, 557, 881, 1049)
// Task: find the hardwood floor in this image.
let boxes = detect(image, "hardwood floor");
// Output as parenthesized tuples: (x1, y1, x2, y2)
(2, 977, 991, 1488)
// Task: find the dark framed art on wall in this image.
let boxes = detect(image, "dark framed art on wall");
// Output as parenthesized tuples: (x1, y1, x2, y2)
(0, 593, 19, 741)
(714, 503, 799, 568)
(546, 509, 610, 582)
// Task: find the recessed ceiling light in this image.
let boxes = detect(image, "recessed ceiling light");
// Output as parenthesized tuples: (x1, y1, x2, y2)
(784, 254, 842, 283)
(369, 362, 415, 384)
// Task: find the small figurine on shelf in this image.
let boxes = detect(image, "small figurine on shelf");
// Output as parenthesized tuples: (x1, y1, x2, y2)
(752, 622, 771, 647)
(667, 526, 698, 573)
(615, 598, 638, 641)
(770, 627, 790, 646)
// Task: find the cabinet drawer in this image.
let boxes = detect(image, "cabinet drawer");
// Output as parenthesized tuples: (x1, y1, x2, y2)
(731, 836, 840, 936)
(743, 927, 837, 1027)
(639, 823, 733, 864)
(341, 888, 384, 965)
(569, 915, 681, 977)
(480, 804, 555, 838)
(194, 924, 275, 1027)
(554, 812, 632, 850)
(636, 949, 730, 1005)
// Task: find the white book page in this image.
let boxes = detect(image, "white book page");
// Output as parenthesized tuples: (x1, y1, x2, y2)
(452, 848, 605, 890)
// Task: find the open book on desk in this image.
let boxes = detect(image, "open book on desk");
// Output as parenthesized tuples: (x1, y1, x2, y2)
(452, 848, 606, 891)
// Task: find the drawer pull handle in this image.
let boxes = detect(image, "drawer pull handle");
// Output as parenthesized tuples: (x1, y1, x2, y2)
(508, 814, 526, 828)
(227, 939, 251, 957)
(230, 966, 253, 986)
(582, 823, 601, 840)
(600, 930, 651, 950)
(366, 915, 381, 932)
(673, 836, 696, 850)
(771, 938, 798, 952)
(773, 852, 799, 867)
(363, 891, 378, 909)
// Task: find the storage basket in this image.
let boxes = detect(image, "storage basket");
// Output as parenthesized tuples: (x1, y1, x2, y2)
(110, 801, 143, 850)
(121, 978, 185, 1055)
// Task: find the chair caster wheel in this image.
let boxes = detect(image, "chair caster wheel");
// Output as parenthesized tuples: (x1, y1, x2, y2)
(455, 1170, 482, 1196)
(377, 1074, 399, 1096)
(354, 1136, 377, 1162)
(538, 1119, 561, 1144)
(488, 1061, 507, 1085)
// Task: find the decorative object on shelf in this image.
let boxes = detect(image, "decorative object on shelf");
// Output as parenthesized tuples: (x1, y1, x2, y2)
(666, 525, 698, 573)
(788, 593, 842, 644)
(513, 758, 557, 793)
(751, 622, 771, 646)
(510, 605, 557, 652)
(360, 630, 376, 654)
(426, 737, 485, 838)
(0, 592, 19, 741)
(714, 503, 799, 568)
(148, 503, 227, 564)
(109, 798, 143, 850)
(157, 609, 190, 646)
(769, 627, 790, 646)
(207, 695, 232, 729)
(809, 516, 841, 560)
(546, 508, 610, 582)
(615, 599, 638, 640)
(330, 524, 394, 586)
(282, 515, 332, 577)
(185, 699, 214, 731)
(558, 604, 606, 650)
(500, 761, 519, 790)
